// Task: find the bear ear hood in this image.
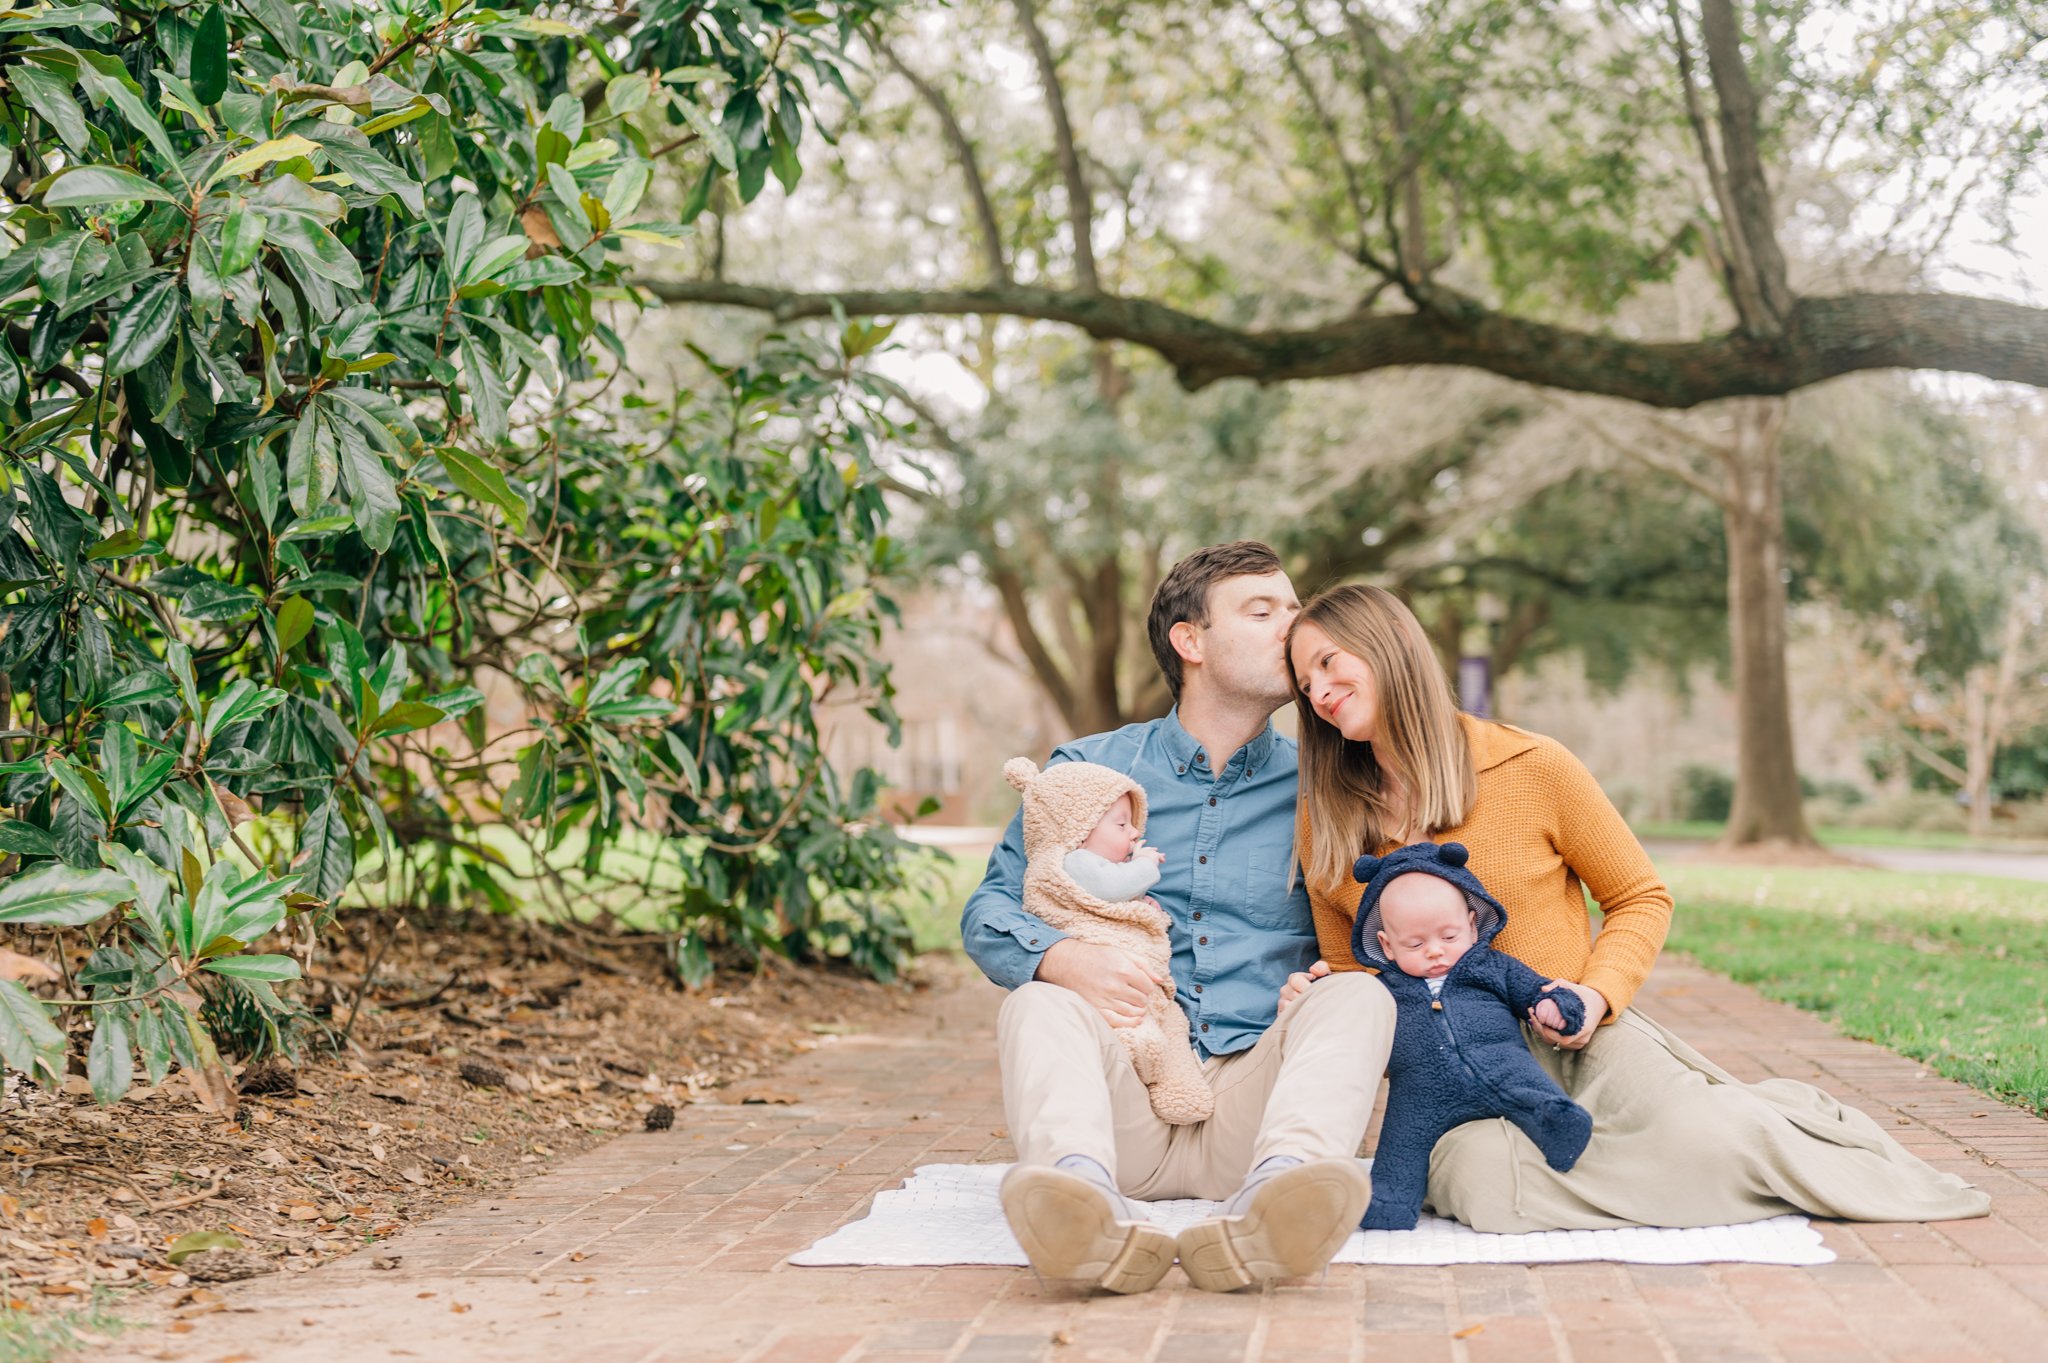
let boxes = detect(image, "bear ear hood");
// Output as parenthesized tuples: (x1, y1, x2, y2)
(1004, 756, 1148, 859)
(1348, 840, 1508, 970)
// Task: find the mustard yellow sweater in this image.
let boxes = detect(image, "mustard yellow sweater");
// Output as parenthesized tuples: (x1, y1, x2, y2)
(1300, 714, 1674, 1019)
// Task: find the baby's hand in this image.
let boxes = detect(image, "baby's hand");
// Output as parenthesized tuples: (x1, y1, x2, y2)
(1134, 844, 1165, 865)
(1530, 997, 1566, 1032)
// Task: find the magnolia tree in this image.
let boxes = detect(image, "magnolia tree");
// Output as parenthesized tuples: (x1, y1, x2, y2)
(0, 0, 918, 1108)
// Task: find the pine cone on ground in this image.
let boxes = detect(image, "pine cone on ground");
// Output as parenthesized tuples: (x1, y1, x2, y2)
(182, 1249, 277, 1283)
(238, 1060, 297, 1096)
(458, 1058, 510, 1089)
(644, 1103, 675, 1131)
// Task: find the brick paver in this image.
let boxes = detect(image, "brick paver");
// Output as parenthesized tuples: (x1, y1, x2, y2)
(97, 959, 2048, 1363)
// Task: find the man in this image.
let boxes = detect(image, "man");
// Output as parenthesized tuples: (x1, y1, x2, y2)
(962, 541, 1396, 1293)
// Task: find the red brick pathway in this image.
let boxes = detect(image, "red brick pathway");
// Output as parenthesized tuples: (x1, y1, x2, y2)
(100, 959, 2048, 1363)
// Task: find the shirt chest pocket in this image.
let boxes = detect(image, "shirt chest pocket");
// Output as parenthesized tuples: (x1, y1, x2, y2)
(1243, 849, 1308, 930)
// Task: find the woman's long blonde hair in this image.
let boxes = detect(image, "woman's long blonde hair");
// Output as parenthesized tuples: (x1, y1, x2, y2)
(1289, 584, 1476, 892)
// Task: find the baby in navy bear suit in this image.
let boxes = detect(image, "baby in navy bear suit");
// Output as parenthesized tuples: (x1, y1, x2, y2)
(1350, 841, 1595, 1231)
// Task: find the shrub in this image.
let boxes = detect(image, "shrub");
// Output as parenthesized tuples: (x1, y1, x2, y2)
(1674, 764, 1735, 823)
(0, 0, 908, 1106)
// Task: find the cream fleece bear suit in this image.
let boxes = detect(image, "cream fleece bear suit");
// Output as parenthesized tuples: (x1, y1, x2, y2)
(1002, 756, 1213, 1125)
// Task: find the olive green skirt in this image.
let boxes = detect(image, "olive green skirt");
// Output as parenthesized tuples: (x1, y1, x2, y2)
(1422, 1009, 1993, 1232)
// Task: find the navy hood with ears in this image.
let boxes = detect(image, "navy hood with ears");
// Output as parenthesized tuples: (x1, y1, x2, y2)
(1349, 841, 1509, 971)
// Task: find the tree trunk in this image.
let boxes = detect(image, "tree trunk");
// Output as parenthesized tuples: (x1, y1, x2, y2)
(1718, 397, 1815, 847)
(1962, 670, 1995, 839)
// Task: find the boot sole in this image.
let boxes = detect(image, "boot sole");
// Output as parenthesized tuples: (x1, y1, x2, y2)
(1177, 1159, 1371, 1292)
(999, 1166, 1176, 1295)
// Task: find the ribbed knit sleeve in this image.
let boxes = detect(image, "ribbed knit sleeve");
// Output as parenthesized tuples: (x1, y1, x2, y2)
(1524, 738, 1673, 1017)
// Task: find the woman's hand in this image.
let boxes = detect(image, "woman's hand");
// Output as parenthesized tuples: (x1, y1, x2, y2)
(1531, 980, 1608, 1051)
(1278, 959, 1333, 1015)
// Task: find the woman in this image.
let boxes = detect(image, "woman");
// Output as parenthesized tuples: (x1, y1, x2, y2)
(1284, 583, 1990, 1231)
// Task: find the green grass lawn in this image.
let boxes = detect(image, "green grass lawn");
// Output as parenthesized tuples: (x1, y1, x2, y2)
(348, 822, 980, 957)
(1635, 819, 2048, 853)
(881, 846, 2048, 1118)
(1662, 864, 2048, 1115)
(0, 1293, 129, 1363)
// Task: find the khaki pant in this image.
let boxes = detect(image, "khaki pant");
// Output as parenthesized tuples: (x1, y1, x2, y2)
(997, 973, 1395, 1201)
(1426, 1009, 1993, 1231)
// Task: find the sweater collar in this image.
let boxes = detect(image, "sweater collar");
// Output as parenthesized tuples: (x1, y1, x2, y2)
(1460, 711, 1541, 773)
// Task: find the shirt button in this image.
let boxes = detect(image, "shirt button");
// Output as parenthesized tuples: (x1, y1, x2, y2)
(1176, 765, 1186, 774)
(1192, 911, 1202, 921)
(1194, 984, 1203, 994)
(1200, 1022, 1210, 1032)
(1029, 938, 1039, 946)
(1198, 936, 1208, 945)
(1199, 855, 1208, 864)
(1208, 797, 1216, 806)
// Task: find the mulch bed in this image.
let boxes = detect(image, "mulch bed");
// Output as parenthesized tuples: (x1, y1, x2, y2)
(0, 912, 936, 1317)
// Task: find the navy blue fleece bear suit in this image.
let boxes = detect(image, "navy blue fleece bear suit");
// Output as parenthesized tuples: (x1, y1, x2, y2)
(1351, 842, 1594, 1231)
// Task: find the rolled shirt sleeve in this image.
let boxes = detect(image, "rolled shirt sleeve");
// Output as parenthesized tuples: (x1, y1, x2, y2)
(960, 779, 1068, 990)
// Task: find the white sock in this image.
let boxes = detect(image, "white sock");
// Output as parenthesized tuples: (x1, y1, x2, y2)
(1055, 1154, 1144, 1221)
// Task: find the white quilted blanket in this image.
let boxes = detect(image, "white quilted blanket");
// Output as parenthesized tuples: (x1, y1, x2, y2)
(789, 1162, 1835, 1267)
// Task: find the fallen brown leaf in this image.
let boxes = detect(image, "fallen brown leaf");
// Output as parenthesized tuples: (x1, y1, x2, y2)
(0, 950, 58, 983)
(519, 205, 562, 254)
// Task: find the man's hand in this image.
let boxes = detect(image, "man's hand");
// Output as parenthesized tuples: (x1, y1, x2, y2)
(1278, 959, 1333, 1015)
(1531, 981, 1608, 1051)
(1036, 938, 1164, 1029)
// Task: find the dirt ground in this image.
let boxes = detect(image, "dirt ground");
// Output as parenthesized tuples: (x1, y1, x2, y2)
(0, 913, 938, 1323)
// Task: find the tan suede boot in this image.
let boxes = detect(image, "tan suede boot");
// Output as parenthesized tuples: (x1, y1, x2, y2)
(998, 1165, 1177, 1294)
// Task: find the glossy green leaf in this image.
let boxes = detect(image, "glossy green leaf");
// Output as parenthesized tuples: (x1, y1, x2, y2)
(11, 63, 92, 155)
(219, 200, 267, 275)
(334, 416, 399, 552)
(0, 979, 66, 1085)
(191, 5, 229, 105)
(104, 276, 182, 375)
(457, 337, 510, 446)
(437, 445, 527, 533)
(292, 796, 353, 907)
(166, 1231, 242, 1265)
(0, 862, 132, 925)
(87, 1009, 132, 1106)
(275, 596, 315, 653)
(0, 821, 61, 858)
(286, 405, 338, 516)
(42, 165, 178, 209)
(201, 953, 301, 981)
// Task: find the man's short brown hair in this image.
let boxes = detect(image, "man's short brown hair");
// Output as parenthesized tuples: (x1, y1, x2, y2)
(1146, 540, 1285, 702)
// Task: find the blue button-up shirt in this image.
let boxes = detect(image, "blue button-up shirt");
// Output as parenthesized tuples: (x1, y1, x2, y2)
(960, 709, 1318, 1058)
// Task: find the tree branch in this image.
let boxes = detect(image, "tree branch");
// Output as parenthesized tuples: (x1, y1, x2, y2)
(636, 278, 2048, 409)
(1697, 0, 1793, 330)
(1250, 6, 1386, 280)
(1539, 394, 1729, 506)
(1012, 0, 1098, 292)
(992, 563, 1079, 728)
(1334, 0, 1430, 289)
(874, 35, 1012, 286)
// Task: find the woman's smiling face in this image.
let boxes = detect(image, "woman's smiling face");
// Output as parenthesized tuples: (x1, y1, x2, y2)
(1289, 620, 1381, 743)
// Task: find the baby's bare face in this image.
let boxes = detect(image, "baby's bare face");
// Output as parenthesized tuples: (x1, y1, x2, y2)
(1376, 873, 1478, 978)
(1080, 793, 1144, 861)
